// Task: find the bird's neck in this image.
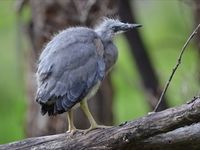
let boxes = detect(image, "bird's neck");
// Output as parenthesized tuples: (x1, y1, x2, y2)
(103, 41, 118, 73)
(95, 28, 118, 72)
(95, 28, 113, 42)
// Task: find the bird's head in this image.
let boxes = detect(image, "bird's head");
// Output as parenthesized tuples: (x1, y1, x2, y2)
(95, 18, 142, 41)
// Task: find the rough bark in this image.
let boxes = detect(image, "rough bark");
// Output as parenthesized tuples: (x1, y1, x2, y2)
(24, 0, 118, 137)
(1, 97, 200, 150)
(118, 0, 168, 111)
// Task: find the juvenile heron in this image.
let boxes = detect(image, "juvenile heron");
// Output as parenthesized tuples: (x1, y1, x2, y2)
(36, 18, 141, 133)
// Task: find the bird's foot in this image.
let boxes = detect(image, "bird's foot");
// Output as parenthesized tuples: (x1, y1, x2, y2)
(66, 126, 82, 136)
(67, 127, 87, 136)
(66, 129, 77, 136)
(83, 125, 112, 134)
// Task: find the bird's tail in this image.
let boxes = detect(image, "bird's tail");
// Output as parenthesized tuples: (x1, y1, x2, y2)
(41, 103, 54, 115)
(37, 96, 67, 116)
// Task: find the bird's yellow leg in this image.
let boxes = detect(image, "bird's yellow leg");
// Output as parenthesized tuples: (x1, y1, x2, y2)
(66, 110, 77, 134)
(80, 100, 111, 134)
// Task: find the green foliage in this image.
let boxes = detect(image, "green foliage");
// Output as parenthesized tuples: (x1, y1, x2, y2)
(0, 0, 26, 144)
(0, 0, 199, 144)
(112, 1, 199, 124)
(134, 0, 198, 105)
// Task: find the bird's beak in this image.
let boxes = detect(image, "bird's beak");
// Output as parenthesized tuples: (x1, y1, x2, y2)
(121, 23, 142, 31)
(131, 24, 142, 28)
(113, 23, 142, 33)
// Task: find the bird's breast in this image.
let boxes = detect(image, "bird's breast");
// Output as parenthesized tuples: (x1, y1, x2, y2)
(103, 42, 118, 72)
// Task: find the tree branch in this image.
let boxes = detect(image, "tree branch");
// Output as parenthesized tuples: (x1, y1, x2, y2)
(133, 122, 200, 149)
(1, 97, 200, 150)
(154, 24, 200, 112)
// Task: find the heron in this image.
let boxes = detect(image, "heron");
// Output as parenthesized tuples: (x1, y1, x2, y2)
(36, 18, 141, 134)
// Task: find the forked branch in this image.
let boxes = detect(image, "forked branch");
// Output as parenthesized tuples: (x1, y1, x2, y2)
(154, 24, 200, 112)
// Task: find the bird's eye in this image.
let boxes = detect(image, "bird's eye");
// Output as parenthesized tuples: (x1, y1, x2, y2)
(111, 26, 115, 30)
(112, 26, 120, 32)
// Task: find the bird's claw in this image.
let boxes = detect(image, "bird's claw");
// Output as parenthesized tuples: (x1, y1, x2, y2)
(83, 125, 112, 134)
(67, 128, 88, 136)
(66, 129, 77, 136)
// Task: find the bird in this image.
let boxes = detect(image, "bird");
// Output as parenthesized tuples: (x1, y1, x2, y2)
(36, 18, 142, 134)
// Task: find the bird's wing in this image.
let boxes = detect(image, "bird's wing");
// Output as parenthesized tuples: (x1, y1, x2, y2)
(36, 33, 105, 115)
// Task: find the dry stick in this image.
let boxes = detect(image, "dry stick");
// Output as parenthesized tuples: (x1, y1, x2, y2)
(154, 24, 200, 112)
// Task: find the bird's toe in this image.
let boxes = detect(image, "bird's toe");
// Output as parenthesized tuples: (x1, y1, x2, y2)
(83, 125, 112, 134)
(66, 128, 78, 136)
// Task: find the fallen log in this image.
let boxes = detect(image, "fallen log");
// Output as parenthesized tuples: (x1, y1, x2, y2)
(1, 97, 200, 150)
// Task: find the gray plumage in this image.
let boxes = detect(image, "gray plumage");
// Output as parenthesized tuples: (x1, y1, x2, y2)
(36, 18, 141, 116)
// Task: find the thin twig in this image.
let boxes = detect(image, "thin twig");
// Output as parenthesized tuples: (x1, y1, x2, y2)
(154, 24, 200, 112)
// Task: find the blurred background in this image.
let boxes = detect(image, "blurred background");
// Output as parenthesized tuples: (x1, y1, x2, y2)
(0, 0, 200, 144)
